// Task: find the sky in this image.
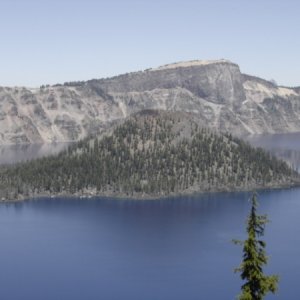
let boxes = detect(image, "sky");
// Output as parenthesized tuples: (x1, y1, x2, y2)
(1, 0, 299, 87)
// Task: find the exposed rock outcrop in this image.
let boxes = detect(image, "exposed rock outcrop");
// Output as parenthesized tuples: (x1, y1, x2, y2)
(0, 59, 299, 144)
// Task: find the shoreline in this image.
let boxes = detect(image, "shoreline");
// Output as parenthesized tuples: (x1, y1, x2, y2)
(1, 180, 299, 203)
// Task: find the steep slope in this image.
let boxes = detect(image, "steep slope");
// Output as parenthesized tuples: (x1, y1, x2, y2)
(0, 85, 123, 144)
(239, 75, 300, 134)
(0, 60, 300, 145)
(0, 110, 297, 200)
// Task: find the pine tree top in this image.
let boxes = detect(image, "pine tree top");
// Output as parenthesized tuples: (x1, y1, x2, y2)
(234, 193, 279, 300)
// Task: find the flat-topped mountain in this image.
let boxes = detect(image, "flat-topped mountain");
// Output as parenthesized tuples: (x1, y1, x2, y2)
(150, 59, 232, 70)
(0, 110, 297, 200)
(1, 60, 300, 145)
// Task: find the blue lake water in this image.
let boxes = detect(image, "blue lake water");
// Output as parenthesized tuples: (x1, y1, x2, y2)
(1, 133, 300, 300)
(0, 190, 300, 300)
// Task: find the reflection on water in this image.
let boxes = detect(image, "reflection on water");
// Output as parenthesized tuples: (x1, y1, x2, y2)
(0, 143, 72, 165)
(246, 132, 300, 172)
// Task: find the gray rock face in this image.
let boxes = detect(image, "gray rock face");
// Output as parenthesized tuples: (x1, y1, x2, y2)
(0, 59, 299, 144)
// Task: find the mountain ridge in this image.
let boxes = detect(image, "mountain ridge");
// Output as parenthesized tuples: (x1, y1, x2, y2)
(1, 59, 300, 145)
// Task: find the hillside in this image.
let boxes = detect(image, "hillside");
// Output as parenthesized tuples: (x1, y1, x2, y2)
(1, 60, 300, 145)
(0, 110, 297, 200)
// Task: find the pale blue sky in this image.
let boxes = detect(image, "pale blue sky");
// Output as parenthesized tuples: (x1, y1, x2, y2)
(1, 0, 299, 87)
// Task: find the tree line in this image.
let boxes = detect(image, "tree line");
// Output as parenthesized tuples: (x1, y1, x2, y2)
(0, 111, 297, 199)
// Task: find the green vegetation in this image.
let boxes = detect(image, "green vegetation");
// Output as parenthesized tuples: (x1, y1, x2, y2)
(234, 194, 279, 300)
(0, 110, 297, 200)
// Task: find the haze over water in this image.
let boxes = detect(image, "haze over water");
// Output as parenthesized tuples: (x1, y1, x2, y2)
(2, 133, 300, 170)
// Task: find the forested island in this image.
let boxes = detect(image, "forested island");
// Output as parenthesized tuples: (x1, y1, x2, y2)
(0, 110, 298, 201)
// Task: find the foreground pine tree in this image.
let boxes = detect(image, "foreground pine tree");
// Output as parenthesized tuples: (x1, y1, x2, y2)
(234, 193, 279, 300)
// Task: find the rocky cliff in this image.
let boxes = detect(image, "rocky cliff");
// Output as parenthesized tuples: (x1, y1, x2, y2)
(1, 59, 299, 144)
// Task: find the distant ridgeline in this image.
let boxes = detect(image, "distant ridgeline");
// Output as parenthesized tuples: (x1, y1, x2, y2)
(0, 110, 298, 200)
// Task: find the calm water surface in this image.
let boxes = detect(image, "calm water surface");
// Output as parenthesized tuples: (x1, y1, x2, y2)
(0, 190, 299, 300)
(0, 134, 300, 299)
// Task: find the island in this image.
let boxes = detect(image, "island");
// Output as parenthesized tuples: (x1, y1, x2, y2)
(0, 110, 298, 201)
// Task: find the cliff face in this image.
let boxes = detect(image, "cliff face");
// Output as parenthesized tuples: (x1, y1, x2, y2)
(0, 59, 299, 144)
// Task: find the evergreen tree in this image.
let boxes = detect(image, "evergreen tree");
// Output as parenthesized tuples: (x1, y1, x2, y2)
(234, 193, 279, 300)
(0, 111, 296, 200)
